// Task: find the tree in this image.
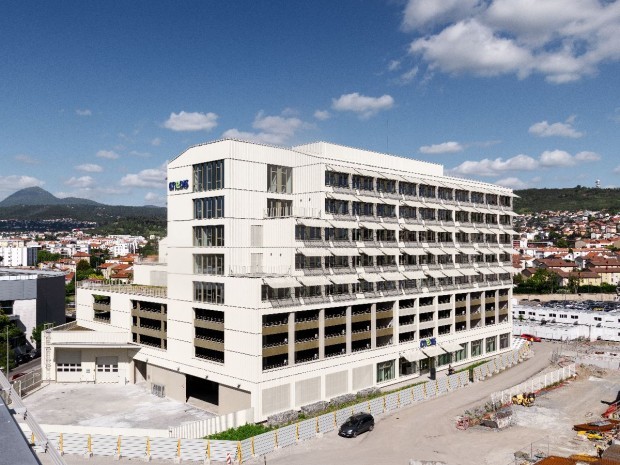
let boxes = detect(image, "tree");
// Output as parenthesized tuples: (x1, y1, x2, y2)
(37, 250, 61, 262)
(76, 259, 95, 281)
(30, 323, 51, 349)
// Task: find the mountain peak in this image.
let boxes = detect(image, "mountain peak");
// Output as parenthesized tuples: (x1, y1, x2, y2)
(0, 187, 102, 207)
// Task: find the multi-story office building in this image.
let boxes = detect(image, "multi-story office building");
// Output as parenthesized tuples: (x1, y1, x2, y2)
(44, 139, 516, 421)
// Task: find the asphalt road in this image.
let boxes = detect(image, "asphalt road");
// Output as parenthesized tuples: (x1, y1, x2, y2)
(9, 357, 41, 379)
(258, 342, 556, 465)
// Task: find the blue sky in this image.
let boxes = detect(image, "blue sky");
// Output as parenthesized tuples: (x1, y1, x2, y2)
(1, 1, 620, 206)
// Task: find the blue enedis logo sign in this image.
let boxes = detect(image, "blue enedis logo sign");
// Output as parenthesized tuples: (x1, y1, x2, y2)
(169, 180, 189, 191)
(420, 337, 436, 348)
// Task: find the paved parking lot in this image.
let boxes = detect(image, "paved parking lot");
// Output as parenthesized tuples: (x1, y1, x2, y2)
(24, 382, 214, 430)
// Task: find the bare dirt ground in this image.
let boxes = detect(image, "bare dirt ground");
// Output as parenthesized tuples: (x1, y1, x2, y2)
(253, 342, 620, 465)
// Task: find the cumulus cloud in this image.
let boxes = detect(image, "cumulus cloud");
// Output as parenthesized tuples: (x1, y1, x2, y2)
(402, 0, 481, 30)
(419, 141, 463, 154)
(314, 110, 331, 121)
(399, 67, 419, 84)
(119, 164, 167, 188)
(449, 149, 600, 177)
(144, 192, 165, 205)
(494, 177, 528, 189)
(64, 176, 95, 188)
(222, 110, 311, 145)
(96, 150, 120, 159)
(151, 137, 162, 146)
(163, 111, 218, 132)
(388, 60, 401, 71)
(0, 175, 44, 194)
(75, 163, 103, 173)
(529, 116, 584, 138)
(331, 93, 394, 119)
(75, 109, 92, 116)
(404, 0, 620, 83)
(14, 154, 39, 164)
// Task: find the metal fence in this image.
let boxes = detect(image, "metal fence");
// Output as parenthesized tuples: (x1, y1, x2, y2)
(490, 364, 577, 406)
(11, 367, 45, 398)
(23, 348, 530, 463)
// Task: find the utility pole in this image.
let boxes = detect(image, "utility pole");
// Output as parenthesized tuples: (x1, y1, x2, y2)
(6, 326, 9, 379)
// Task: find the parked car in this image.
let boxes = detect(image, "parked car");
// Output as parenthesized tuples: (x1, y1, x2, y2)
(520, 333, 542, 342)
(338, 413, 374, 438)
(10, 372, 27, 381)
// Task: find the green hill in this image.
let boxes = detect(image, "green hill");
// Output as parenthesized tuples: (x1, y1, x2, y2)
(513, 187, 620, 213)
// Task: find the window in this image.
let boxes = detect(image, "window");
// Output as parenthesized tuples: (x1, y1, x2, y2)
(295, 225, 322, 241)
(194, 282, 224, 304)
(377, 178, 396, 193)
(96, 363, 119, 373)
(57, 363, 82, 372)
(419, 184, 436, 198)
(594, 317, 602, 321)
(400, 206, 416, 219)
(267, 198, 293, 217)
(471, 339, 482, 357)
(0, 301, 14, 315)
(499, 333, 510, 349)
(325, 171, 349, 188)
(193, 159, 224, 192)
(377, 204, 396, 218)
(485, 336, 497, 353)
(453, 344, 467, 362)
(400, 358, 416, 376)
(571, 315, 578, 320)
(194, 196, 224, 219)
(352, 201, 374, 217)
(377, 360, 395, 383)
(193, 225, 224, 247)
(194, 254, 224, 275)
(399, 182, 416, 196)
(325, 199, 349, 215)
(267, 165, 293, 193)
(560, 314, 567, 319)
(352, 175, 373, 191)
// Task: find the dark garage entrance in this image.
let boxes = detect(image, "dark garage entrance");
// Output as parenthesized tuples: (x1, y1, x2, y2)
(186, 374, 219, 406)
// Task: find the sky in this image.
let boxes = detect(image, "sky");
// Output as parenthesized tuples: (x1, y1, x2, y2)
(1, 0, 620, 206)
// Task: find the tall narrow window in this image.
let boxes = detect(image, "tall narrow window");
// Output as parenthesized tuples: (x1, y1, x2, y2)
(193, 160, 224, 192)
(267, 165, 293, 193)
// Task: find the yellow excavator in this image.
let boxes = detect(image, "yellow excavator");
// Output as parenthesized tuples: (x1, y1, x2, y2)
(511, 392, 536, 407)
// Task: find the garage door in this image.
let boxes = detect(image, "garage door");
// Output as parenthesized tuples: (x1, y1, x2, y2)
(56, 350, 82, 382)
(96, 356, 119, 383)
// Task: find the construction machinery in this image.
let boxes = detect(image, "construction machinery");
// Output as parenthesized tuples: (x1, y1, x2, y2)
(512, 392, 536, 407)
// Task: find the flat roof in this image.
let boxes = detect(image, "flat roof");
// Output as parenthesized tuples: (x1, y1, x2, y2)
(0, 395, 41, 465)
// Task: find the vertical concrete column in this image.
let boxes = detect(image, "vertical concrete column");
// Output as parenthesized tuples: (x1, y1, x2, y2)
(288, 311, 295, 366)
(318, 308, 325, 359)
(466, 292, 471, 330)
(346, 306, 352, 354)
(393, 299, 400, 345)
(371, 303, 377, 349)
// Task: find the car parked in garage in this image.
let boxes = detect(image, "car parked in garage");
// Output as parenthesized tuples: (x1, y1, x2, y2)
(338, 413, 375, 438)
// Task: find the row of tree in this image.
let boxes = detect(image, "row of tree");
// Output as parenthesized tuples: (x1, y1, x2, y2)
(513, 269, 618, 294)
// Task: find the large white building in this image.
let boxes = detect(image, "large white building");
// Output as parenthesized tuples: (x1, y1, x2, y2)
(44, 140, 517, 422)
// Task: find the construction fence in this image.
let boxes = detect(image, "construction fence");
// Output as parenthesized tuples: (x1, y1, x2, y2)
(11, 367, 45, 398)
(23, 347, 532, 463)
(490, 364, 577, 406)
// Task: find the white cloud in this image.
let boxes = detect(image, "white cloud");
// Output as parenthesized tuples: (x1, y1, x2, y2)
(331, 92, 394, 119)
(119, 164, 167, 188)
(144, 192, 165, 205)
(399, 67, 419, 83)
(388, 60, 401, 71)
(314, 110, 331, 121)
(574, 151, 601, 162)
(539, 150, 575, 167)
(14, 154, 39, 164)
(402, 0, 481, 30)
(75, 163, 103, 173)
(151, 137, 162, 146)
(129, 150, 151, 158)
(449, 149, 600, 177)
(410, 19, 533, 78)
(405, 0, 620, 83)
(419, 141, 463, 154)
(614, 166, 620, 174)
(75, 109, 92, 116)
(64, 176, 95, 188)
(494, 177, 528, 189)
(0, 175, 44, 194)
(222, 110, 311, 145)
(96, 150, 120, 159)
(163, 111, 218, 132)
(528, 116, 584, 138)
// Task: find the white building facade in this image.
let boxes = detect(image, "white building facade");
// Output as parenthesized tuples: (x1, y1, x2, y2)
(46, 140, 517, 421)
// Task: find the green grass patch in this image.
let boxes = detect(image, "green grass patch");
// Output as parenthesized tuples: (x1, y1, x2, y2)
(206, 423, 274, 441)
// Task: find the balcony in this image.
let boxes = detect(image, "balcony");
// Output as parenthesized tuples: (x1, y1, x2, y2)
(376, 326, 393, 337)
(324, 334, 346, 346)
(418, 319, 435, 330)
(262, 343, 288, 357)
(351, 329, 371, 341)
(133, 325, 165, 339)
(132, 307, 166, 320)
(300, 295, 330, 305)
(295, 338, 320, 351)
(455, 314, 467, 324)
(325, 315, 346, 326)
(470, 298, 482, 306)
(376, 309, 393, 319)
(194, 318, 224, 331)
(93, 302, 111, 312)
(262, 322, 288, 336)
(269, 297, 301, 308)
(331, 293, 354, 302)
(351, 312, 371, 323)
(195, 336, 224, 352)
(295, 318, 319, 331)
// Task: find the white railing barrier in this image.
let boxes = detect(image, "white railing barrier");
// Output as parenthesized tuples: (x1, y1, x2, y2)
(168, 408, 254, 439)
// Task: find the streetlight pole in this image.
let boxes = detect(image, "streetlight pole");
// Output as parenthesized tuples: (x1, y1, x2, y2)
(6, 326, 9, 379)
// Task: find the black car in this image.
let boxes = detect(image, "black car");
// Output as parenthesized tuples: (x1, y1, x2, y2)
(338, 413, 374, 438)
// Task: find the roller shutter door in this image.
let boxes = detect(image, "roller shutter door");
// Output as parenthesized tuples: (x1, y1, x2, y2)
(96, 356, 119, 383)
(56, 350, 82, 382)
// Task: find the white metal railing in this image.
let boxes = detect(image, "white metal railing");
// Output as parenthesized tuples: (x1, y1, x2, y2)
(228, 266, 293, 276)
(79, 282, 167, 298)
